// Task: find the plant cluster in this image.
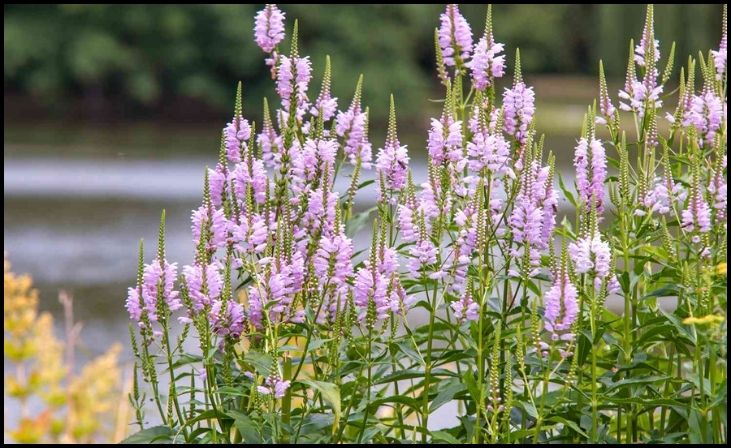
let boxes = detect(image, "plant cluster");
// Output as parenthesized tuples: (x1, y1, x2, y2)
(124, 4, 727, 444)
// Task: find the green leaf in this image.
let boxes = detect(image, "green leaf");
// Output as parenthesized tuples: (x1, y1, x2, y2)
(547, 416, 588, 438)
(605, 375, 670, 393)
(120, 426, 174, 444)
(641, 285, 678, 301)
(507, 429, 535, 443)
(307, 337, 332, 351)
(461, 371, 480, 405)
(243, 350, 274, 376)
(370, 395, 422, 412)
(431, 430, 461, 444)
(227, 410, 262, 444)
(558, 173, 577, 207)
(298, 380, 341, 433)
(345, 206, 376, 238)
(374, 369, 424, 385)
(356, 179, 375, 190)
(430, 380, 465, 413)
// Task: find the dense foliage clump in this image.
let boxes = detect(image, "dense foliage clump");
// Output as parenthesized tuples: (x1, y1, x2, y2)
(124, 4, 727, 444)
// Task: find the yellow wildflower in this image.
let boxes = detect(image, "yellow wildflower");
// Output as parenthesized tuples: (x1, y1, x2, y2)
(717, 262, 727, 276)
(683, 314, 726, 326)
(4, 256, 126, 444)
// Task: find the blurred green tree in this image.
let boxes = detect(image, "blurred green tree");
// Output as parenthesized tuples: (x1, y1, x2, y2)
(3, 4, 722, 123)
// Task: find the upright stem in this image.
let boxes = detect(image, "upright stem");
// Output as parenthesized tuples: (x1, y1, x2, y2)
(421, 283, 438, 443)
(474, 296, 485, 444)
(621, 212, 632, 442)
(357, 332, 373, 443)
(390, 348, 406, 439)
(589, 283, 598, 443)
(162, 322, 185, 433)
(281, 357, 292, 443)
(532, 365, 550, 443)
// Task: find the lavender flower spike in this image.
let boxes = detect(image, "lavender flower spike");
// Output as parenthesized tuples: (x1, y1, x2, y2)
(574, 132, 607, 216)
(438, 4, 473, 69)
(376, 95, 409, 193)
(254, 4, 286, 54)
(544, 270, 578, 336)
(503, 51, 535, 145)
(468, 6, 505, 90)
(451, 291, 479, 323)
(711, 6, 727, 80)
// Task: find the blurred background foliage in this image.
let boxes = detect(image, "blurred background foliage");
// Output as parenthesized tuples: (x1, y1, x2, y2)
(4, 4, 722, 126)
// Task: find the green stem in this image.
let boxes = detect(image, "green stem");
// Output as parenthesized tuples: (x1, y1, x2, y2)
(420, 284, 438, 443)
(281, 357, 292, 443)
(589, 284, 598, 443)
(390, 349, 406, 439)
(621, 211, 633, 442)
(474, 295, 485, 444)
(162, 321, 186, 436)
(532, 364, 550, 443)
(357, 332, 373, 444)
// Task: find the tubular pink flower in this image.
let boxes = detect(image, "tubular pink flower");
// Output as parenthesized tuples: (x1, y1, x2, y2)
(634, 37, 660, 67)
(709, 169, 727, 221)
(398, 204, 418, 243)
(302, 186, 337, 235)
(266, 376, 291, 399)
(619, 80, 662, 118)
(510, 196, 543, 248)
(451, 291, 479, 323)
(277, 55, 312, 120)
(246, 255, 303, 329)
(258, 121, 283, 169)
(544, 272, 578, 335)
(311, 84, 338, 121)
(125, 288, 142, 322)
(376, 140, 409, 193)
(607, 276, 621, 295)
(589, 138, 607, 215)
(183, 262, 223, 312)
(254, 4, 286, 53)
(142, 258, 181, 321)
(574, 137, 607, 215)
(503, 82, 535, 145)
(439, 4, 473, 68)
(208, 166, 227, 208)
(449, 205, 479, 293)
(335, 103, 371, 167)
(210, 299, 245, 338)
(569, 235, 612, 282)
(191, 206, 228, 249)
(642, 181, 671, 216)
(233, 214, 269, 255)
(427, 116, 463, 165)
(232, 158, 268, 205)
(224, 116, 251, 163)
(681, 189, 712, 234)
(468, 37, 505, 90)
(684, 90, 724, 146)
(353, 267, 389, 321)
(407, 239, 438, 278)
(538, 176, 558, 248)
(417, 181, 442, 221)
(712, 27, 727, 80)
(467, 130, 510, 175)
(378, 247, 400, 278)
(314, 232, 354, 287)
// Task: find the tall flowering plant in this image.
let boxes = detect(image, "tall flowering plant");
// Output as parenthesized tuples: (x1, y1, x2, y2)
(124, 4, 726, 444)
